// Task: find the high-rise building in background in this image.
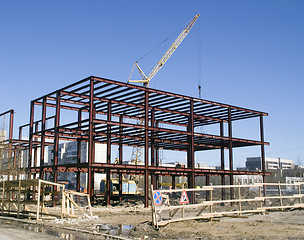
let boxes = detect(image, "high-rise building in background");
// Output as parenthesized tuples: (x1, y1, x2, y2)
(246, 157, 295, 170)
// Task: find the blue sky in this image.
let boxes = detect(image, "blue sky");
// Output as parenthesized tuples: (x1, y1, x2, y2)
(0, 1, 303, 167)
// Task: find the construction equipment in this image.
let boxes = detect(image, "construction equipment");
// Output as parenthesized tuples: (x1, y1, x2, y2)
(127, 14, 200, 165)
(100, 178, 138, 196)
(128, 14, 200, 87)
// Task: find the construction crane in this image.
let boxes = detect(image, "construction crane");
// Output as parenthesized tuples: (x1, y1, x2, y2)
(128, 14, 200, 166)
(128, 14, 200, 87)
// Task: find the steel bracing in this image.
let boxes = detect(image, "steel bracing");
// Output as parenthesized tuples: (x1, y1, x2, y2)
(1, 76, 269, 207)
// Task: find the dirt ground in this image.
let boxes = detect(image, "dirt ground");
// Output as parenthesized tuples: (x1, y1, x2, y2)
(40, 205, 304, 240)
(2, 205, 304, 239)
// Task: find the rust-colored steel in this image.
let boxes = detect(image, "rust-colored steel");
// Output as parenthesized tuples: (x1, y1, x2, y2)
(260, 114, 266, 196)
(1, 76, 269, 208)
(39, 96, 47, 180)
(106, 99, 111, 205)
(228, 108, 234, 200)
(144, 90, 149, 207)
(88, 79, 95, 202)
(28, 102, 34, 173)
(53, 91, 61, 183)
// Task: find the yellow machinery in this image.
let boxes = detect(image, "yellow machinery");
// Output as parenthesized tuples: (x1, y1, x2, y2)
(128, 14, 200, 87)
(100, 178, 137, 196)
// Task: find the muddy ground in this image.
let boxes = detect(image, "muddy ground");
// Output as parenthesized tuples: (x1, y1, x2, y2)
(2, 205, 304, 239)
(44, 204, 304, 239)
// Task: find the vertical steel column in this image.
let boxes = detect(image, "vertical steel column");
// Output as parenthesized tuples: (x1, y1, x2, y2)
(228, 108, 234, 200)
(33, 122, 39, 177)
(155, 130, 159, 189)
(18, 126, 22, 140)
(144, 90, 149, 208)
(206, 175, 210, 201)
(28, 101, 35, 178)
(220, 120, 225, 200)
(39, 96, 47, 180)
(151, 108, 155, 188)
(187, 100, 195, 204)
(260, 114, 266, 195)
(53, 91, 61, 183)
(118, 114, 123, 202)
(88, 79, 95, 203)
(172, 176, 176, 189)
(76, 110, 82, 192)
(8, 110, 14, 172)
(105, 100, 112, 206)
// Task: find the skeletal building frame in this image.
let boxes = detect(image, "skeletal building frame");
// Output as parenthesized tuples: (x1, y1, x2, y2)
(6, 76, 269, 207)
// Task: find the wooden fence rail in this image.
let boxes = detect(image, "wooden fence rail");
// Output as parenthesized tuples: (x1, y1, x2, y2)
(0, 179, 92, 220)
(151, 182, 304, 228)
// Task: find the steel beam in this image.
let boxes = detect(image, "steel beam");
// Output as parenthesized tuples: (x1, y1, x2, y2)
(39, 96, 47, 180)
(106, 99, 112, 205)
(228, 108, 234, 200)
(28, 101, 35, 178)
(88, 79, 95, 203)
(144, 90, 149, 208)
(220, 120, 225, 199)
(18, 76, 269, 208)
(53, 91, 61, 183)
(260, 114, 266, 196)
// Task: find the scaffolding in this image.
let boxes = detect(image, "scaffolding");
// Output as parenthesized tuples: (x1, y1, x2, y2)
(1, 76, 269, 207)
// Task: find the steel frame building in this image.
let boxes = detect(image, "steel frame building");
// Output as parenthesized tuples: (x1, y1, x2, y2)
(3, 76, 269, 207)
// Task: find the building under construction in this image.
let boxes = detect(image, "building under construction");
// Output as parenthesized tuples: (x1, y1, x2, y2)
(0, 76, 269, 207)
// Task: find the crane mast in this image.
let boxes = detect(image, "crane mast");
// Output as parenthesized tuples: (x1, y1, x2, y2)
(128, 14, 200, 87)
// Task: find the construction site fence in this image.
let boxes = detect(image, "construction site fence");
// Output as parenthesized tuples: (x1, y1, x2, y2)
(0, 179, 92, 220)
(150, 182, 304, 228)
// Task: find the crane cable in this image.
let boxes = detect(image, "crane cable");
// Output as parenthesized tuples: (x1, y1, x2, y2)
(1, 115, 5, 140)
(136, 26, 184, 63)
(197, 17, 202, 99)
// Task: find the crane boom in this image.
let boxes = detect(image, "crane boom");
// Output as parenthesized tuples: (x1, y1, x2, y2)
(127, 14, 200, 166)
(128, 14, 200, 87)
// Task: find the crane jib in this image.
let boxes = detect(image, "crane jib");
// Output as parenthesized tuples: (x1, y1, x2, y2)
(128, 14, 200, 87)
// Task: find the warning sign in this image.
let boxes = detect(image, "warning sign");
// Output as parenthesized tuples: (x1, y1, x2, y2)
(180, 189, 189, 204)
(153, 190, 163, 205)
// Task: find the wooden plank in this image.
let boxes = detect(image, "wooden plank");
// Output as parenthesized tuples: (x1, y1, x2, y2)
(255, 195, 302, 200)
(61, 188, 66, 218)
(257, 205, 304, 210)
(87, 195, 92, 217)
(2, 181, 5, 214)
(64, 193, 87, 217)
(17, 180, 21, 218)
(157, 209, 266, 226)
(36, 180, 41, 220)
(150, 185, 157, 228)
(208, 198, 262, 204)
(157, 202, 213, 211)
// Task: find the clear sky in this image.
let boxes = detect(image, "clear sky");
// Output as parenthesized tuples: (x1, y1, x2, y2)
(0, 0, 303, 167)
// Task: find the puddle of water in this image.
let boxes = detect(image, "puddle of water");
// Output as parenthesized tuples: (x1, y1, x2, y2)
(96, 224, 133, 236)
(1, 219, 83, 240)
(0, 219, 133, 239)
(27, 224, 77, 239)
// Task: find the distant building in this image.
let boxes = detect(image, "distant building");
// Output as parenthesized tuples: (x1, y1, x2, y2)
(234, 175, 263, 185)
(0, 130, 7, 141)
(47, 141, 107, 190)
(246, 157, 295, 170)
